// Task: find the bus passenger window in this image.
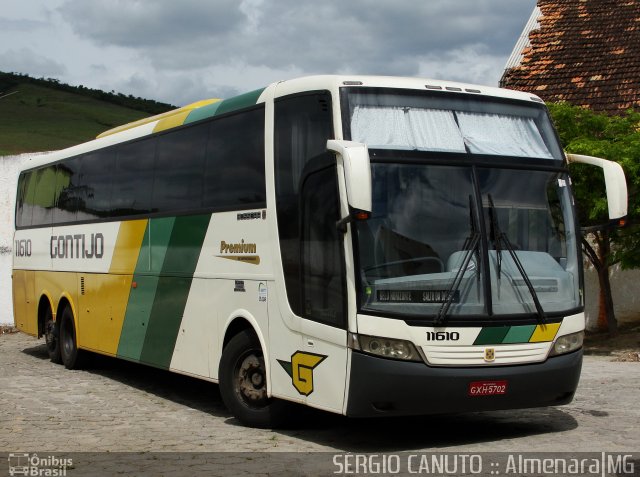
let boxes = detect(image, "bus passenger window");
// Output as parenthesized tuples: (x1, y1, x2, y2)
(15, 172, 30, 228)
(112, 141, 155, 217)
(77, 151, 115, 220)
(203, 107, 266, 210)
(154, 124, 207, 213)
(54, 157, 82, 224)
(30, 166, 57, 226)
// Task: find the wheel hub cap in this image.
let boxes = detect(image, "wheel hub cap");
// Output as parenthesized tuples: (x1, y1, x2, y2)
(238, 354, 267, 403)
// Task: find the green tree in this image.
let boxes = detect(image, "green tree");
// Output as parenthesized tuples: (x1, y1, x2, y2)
(548, 103, 640, 333)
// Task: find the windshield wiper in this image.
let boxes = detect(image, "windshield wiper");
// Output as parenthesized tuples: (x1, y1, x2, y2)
(435, 195, 480, 326)
(487, 194, 546, 324)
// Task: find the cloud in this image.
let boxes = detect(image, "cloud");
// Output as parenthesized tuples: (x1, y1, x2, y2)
(0, 48, 67, 77)
(0, 17, 48, 31)
(57, 0, 534, 76)
(417, 45, 513, 86)
(47, 0, 535, 104)
(58, 0, 244, 48)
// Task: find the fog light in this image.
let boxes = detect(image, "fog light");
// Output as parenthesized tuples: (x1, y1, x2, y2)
(549, 331, 584, 357)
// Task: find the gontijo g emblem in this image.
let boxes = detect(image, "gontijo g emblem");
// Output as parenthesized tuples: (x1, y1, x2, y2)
(278, 351, 327, 396)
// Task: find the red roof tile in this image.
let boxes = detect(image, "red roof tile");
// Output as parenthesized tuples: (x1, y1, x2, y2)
(500, 0, 640, 114)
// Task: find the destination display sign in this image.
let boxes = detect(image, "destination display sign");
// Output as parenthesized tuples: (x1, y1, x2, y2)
(376, 289, 460, 304)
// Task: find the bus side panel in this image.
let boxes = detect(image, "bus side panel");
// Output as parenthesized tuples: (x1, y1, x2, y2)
(78, 273, 134, 355)
(169, 278, 220, 378)
(116, 215, 211, 369)
(77, 219, 147, 355)
(267, 288, 304, 404)
(12, 270, 37, 336)
(13, 227, 52, 335)
(169, 278, 272, 381)
(34, 271, 78, 323)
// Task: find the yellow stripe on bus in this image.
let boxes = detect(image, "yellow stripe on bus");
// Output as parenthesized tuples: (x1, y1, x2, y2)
(80, 220, 149, 355)
(96, 99, 220, 138)
(153, 112, 191, 133)
(109, 220, 148, 274)
(529, 322, 561, 342)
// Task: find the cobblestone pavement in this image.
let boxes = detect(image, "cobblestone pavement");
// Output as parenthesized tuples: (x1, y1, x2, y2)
(1, 332, 639, 456)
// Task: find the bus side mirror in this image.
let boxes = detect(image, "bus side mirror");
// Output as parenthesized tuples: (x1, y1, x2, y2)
(566, 153, 628, 220)
(326, 140, 372, 214)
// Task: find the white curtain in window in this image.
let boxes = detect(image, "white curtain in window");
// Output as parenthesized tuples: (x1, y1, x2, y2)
(351, 106, 413, 149)
(456, 112, 553, 158)
(350, 106, 466, 152)
(406, 108, 466, 152)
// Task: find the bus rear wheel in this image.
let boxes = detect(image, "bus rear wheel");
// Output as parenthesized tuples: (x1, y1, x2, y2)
(59, 306, 83, 370)
(219, 330, 287, 428)
(44, 307, 62, 364)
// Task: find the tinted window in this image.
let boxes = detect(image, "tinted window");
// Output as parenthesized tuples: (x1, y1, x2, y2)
(54, 157, 82, 224)
(203, 107, 266, 209)
(154, 123, 207, 213)
(15, 172, 29, 228)
(111, 140, 155, 216)
(30, 166, 57, 226)
(274, 92, 335, 318)
(300, 164, 346, 326)
(17, 107, 266, 228)
(77, 150, 115, 220)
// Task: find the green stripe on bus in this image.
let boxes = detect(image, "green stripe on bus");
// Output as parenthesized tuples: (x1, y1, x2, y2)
(117, 217, 176, 361)
(473, 326, 510, 345)
(502, 325, 537, 344)
(184, 101, 222, 125)
(215, 88, 265, 116)
(149, 217, 177, 273)
(139, 214, 211, 369)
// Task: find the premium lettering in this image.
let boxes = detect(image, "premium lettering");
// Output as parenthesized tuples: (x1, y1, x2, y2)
(220, 240, 257, 254)
(50, 233, 104, 259)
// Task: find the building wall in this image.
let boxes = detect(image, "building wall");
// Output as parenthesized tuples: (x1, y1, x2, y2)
(584, 265, 640, 329)
(0, 154, 43, 325)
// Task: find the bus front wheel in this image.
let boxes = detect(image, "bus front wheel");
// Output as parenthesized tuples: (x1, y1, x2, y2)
(219, 330, 287, 428)
(44, 307, 62, 364)
(59, 307, 83, 370)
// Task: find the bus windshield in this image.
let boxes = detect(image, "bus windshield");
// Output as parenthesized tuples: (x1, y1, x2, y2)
(342, 88, 564, 160)
(343, 90, 580, 321)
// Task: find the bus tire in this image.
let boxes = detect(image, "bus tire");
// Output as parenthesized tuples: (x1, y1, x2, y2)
(219, 329, 287, 428)
(59, 306, 83, 370)
(44, 306, 62, 364)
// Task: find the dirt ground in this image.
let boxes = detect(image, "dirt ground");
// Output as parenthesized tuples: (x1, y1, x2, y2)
(583, 322, 640, 362)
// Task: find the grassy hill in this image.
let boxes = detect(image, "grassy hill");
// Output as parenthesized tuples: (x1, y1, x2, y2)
(0, 72, 175, 156)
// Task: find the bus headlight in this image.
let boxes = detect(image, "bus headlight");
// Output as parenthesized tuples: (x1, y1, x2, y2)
(549, 331, 584, 357)
(349, 333, 421, 362)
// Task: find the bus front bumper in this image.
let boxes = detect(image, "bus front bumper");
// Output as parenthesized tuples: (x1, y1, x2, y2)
(345, 349, 582, 417)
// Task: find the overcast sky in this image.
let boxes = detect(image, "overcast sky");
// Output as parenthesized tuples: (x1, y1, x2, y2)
(0, 0, 536, 106)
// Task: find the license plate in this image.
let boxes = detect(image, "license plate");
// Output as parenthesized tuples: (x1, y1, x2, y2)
(468, 380, 508, 396)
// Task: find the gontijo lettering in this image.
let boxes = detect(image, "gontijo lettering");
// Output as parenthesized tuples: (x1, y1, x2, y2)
(50, 233, 104, 259)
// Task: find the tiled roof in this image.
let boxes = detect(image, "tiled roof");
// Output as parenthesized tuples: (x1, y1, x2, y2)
(500, 0, 640, 115)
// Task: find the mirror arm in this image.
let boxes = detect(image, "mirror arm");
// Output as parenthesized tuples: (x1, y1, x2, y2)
(336, 215, 352, 234)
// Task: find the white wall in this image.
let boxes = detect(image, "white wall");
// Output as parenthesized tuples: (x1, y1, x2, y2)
(584, 265, 640, 329)
(0, 153, 44, 324)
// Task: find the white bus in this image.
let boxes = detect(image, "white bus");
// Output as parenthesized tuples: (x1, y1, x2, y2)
(12, 76, 627, 427)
